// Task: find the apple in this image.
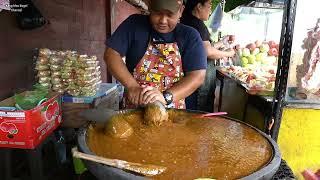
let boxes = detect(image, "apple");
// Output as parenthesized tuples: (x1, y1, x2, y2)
(273, 48, 279, 56)
(268, 40, 277, 48)
(255, 40, 263, 47)
(246, 43, 256, 51)
(259, 44, 270, 53)
(246, 74, 256, 83)
(247, 55, 256, 64)
(268, 69, 275, 74)
(229, 35, 235, 42)
(242, 48, 250, 57)
(251, 48, 260, 55)
(268, 48, 278, 56)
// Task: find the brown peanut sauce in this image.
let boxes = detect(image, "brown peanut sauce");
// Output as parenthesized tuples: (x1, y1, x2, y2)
(87, 110, 272, 180)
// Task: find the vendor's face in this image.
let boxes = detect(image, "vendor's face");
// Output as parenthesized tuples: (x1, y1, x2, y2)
(198, 1, 212, 21)
(150, 7, 183, 34)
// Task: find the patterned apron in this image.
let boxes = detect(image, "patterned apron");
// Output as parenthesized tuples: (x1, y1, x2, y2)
(123, 38, 185, 109)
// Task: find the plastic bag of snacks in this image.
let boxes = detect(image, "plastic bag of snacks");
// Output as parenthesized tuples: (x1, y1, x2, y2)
(35, 48, 102, 96)
(64, 54, 101, 96)
(50, 51, 67, 93)
(14, 84, 49, 110)
(36, 48, 52, 89)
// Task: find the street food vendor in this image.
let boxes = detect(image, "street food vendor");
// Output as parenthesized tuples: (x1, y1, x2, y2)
(104, 0, 207, 109)
(181, 0, 235, 112)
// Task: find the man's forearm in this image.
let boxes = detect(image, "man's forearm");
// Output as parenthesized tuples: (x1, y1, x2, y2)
(205, 41, 229, 59)
(167, 70, 206, 101)
(104, 48, 139, 88)
(212, 41, 224, 49)
(207, 47, 230, 59)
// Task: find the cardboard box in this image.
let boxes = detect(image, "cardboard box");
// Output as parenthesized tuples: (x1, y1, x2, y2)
(0, 92, 62, 149)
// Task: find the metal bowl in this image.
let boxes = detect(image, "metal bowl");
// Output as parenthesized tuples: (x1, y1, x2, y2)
(77, 109, 281, 180)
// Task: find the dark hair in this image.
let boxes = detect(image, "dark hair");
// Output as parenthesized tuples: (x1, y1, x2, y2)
(183, 0, 210, 15)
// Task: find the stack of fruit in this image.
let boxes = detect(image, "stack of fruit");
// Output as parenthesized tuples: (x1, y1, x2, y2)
(238, 40, 279, 68)
(220, 65, 276, 92)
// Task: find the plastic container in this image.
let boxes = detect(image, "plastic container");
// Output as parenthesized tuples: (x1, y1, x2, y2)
(61, 83, 120, 128)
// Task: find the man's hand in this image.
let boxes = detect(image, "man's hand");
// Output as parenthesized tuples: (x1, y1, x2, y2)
(222, 35, 236, 46)
(127, 86, 143, 106)
(104, 48, 142, 105)
(140, 86, 166, 105)
(225, 48, 236, 57)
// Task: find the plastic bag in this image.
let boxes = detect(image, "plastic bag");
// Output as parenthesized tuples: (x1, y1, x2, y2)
(37, 57, 49, 65)
(35, 48, 102, 96)
(37, 70, 51, 77)
(38, 48, 52, 57)
(209, 3, 223, 32)
(35, 64, 49, 71)
(14, 84, 49, 110)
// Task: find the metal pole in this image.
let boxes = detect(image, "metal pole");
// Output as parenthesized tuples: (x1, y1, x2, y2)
(270, 0, 297, 140)
(218, 0, 226, 39)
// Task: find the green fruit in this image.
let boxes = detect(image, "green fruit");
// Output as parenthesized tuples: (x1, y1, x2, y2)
(243, 64, 249, 68)
(241, 57, 249, 64)
(247, 55, 256, 64)
(251, 48, 260, 55)
(259, 44, 270, 53)
(237, 49, 242, 57)
(266, 83, 274, 90)
(242, 48, 250, 57)
(256, 52, 268, 62)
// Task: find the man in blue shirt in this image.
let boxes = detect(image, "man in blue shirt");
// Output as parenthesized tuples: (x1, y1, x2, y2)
(104, 0, 207, 109)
